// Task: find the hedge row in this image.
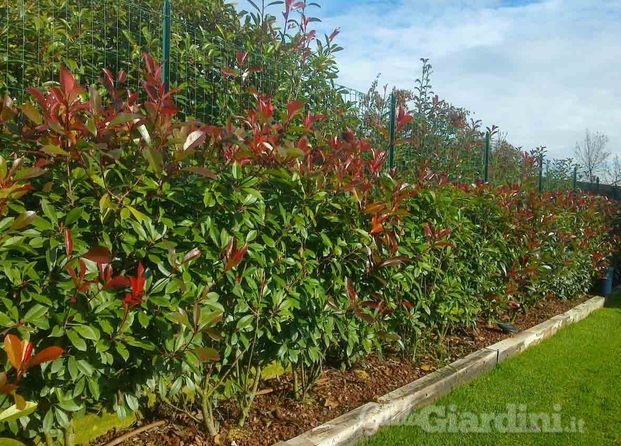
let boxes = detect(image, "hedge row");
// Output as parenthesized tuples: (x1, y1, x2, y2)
(0, 59, 615, 442)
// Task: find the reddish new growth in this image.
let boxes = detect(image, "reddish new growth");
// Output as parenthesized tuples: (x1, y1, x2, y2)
(124, 262, 146, 308)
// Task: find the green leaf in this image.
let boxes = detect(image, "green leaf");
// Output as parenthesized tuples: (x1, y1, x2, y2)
(126, 205, 148, 223)
(65, 207, 83, 225)
(23, 304, 48, 323)
(168, 309, 191, 328)
(261, 234, 276, 247)
(75, 325, 99, 341)
(232, 161, 242, 179)
(40, 199, 58, 226)
(11, 211, 37, 230)
(58, 398, 81, 412)
(54, 408, 69, 427)
(77, 360, 95, 376)
(68, 357, 79, 380)
(115, 342, 129, 361)
(0, 401, 37, 423)
(125, 394, 140, 411)
(236, 314, 254, 331)
(87, 377, 100, 400)
(42, 409, 54, 432)
(67, 329, 87, 351)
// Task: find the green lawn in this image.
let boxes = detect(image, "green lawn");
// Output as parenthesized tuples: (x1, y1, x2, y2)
(364, 295, 621, 446)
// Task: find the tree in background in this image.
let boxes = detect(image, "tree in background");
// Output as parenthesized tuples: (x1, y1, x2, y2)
(574, 129, 610, 182)
(605, 154, 621, 186)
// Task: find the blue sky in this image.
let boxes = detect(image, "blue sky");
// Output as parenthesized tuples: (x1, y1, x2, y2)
(234, 0, 621, 160)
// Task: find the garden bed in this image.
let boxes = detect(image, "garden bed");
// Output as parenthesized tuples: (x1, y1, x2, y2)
(91, 294, 589, 446)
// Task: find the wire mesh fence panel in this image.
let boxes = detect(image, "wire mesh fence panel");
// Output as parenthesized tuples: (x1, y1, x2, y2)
(1, 0, 164, 102)
(1, 0, 357, 124)
(3, 1, 605, 195)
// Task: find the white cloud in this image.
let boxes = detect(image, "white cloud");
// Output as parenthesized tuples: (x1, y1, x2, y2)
(312, 0, 621, 159)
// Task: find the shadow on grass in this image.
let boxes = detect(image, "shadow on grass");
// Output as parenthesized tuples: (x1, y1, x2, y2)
(604, 290, 621, 309)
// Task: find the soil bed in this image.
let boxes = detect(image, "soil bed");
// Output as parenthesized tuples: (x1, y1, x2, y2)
(92, 295, 589, 446)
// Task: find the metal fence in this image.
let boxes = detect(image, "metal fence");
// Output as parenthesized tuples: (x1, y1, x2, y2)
(1, 0, 362, 123)
(0, 0, 614, 196)
(0, 0, 488, 184)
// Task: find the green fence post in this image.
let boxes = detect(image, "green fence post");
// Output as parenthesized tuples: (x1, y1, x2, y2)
(573, 165, 578, 193)
(596, 176, 600, 194)
(538, 154, 544, 193)
(388, 92, 396, 170)
(162, 0, 171, 92)
(483, 131, 490, 183)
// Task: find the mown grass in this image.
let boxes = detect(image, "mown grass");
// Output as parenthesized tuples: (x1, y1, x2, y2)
(364, 294, 621, 446)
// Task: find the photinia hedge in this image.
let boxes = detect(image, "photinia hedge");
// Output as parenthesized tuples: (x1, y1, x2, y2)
(0, 56, 616, 443)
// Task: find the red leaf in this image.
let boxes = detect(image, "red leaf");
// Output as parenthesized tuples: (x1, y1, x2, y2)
(64, 228, 73, 258)
(365, 202, 386, 215)
(194, 347, 220, 362)
(182, 248, 201, 264)
(370, 220, 384, 235)
(396, 105, 412, 130)
(27, 87, 45, 107)
(423, 223, 433, 239)
(346, 278, 358, 302)
(328, 28, 341, 42)
(0, 383, 16, 395)
(83, 246, 112, 264)
(27, 346, 64, 367)
(105, 275, 130, 290)
(3, 335, 24, 370)
(224, 243, 248, 272)
(236, 51, 249, 67)
(78, 259, 87, 282)
(354, 308, 375, 324)
(102, 68, 115, 91)
(402, 300, 414, 310)
(143, 53, 156, 76)
(222, 67, 238, 78)
(287, 101, 304, 122)
(378, 256, 410, 268)
(24, 342, 34, 364)
(184, 167, 218, 180)
(135, 262, 145, 294)
(60, 68, 76, 94)
(225, 239, 235, 260)
(183, 129, 206, 151)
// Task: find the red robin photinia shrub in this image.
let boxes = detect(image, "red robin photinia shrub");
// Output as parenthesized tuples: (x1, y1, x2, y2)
(0, 56, 615, 442)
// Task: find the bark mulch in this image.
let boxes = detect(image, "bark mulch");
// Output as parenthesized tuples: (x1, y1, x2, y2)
(93, 295, 590, 446)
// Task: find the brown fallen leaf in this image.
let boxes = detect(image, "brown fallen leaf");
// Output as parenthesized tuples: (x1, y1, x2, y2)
(353, 369, 370, 381)
(214, 432, 227, 446)
(323, 398, 340, 409)
(274, 407, 288, 420)
(314, 376, 330, 386)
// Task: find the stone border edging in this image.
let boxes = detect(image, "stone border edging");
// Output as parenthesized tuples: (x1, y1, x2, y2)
(275, 296, 605, 446)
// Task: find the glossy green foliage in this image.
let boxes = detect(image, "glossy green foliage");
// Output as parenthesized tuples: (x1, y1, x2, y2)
(0, 60, 615, 442)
